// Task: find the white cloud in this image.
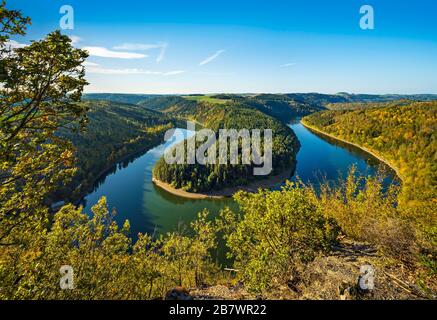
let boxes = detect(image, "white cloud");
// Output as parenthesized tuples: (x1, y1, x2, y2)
(87, 67, 154, 75)
(113, 42, 168, 62)
(86, 66, 184, 76)
(113, 43, 162, 51)
(281, 63, 296, 67)
(5, 40, 27, 50)
(163, 70, 185, 76)
(199, 49, 225, 66)
(83, 46, 147, 59)
(83, 61, 100, 67)
(156, 44, 167, 63)
(69, 35, 82, 45)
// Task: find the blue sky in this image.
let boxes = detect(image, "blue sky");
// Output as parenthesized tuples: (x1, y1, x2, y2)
(9, 0, 437, 94)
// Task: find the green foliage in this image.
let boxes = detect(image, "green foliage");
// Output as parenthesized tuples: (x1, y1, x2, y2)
(0, 1, 30, 80)
(217, 182, 339, 292)
(0, 2, 88, 246)
(325, 99, 415, 111)
(303, 101, 437, 203)
(141, 94, 326, 122)
(83, 93, 158, 105)
(138, 95, 197, 111)
(0, 198, 218, 299)
(153, 103, 300, 193)
(242, 94, 325, 121)
(0, 3, 218, 299)
(0, 1, 29, 40)
(304, 103, 437, 277)
(86, 93, 437, 121)
(319, 167, 419, 262)
(182, 95, 228, 104)
(58, 100, 175, 200)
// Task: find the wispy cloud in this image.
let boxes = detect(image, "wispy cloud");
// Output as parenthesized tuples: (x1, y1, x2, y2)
(83, 61, 100, 67)
(113, 43, 168, 62)
(83, 46, 147, 59)
(163, 70, 185, 76)
(69, 35, 82, 45)
(113, 43, 163, 51)
(199, 49, 225, 66)
(156, 44, 167, 63)
(86, 66, 184, 76)
(5, 40, 27, 50)
(281, 63, 296, 67)
(87, 67, 154, 75)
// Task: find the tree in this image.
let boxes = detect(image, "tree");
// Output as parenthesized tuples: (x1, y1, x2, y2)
(218, 182, 339, 293)
(0, 1, 88, 247)
(0, 0, 30, 80)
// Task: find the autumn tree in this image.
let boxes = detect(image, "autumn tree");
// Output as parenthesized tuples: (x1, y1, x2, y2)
(0, 2, 218, 299)
(218, 182, 339, 293)
(0, 1, 88, 246)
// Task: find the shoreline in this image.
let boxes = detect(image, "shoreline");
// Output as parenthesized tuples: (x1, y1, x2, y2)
(71, 135, 168, 205)
(300, 120, 403, 182)
(152, 167, 294, 199)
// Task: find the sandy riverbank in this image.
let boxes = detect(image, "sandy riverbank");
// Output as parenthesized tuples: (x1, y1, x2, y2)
(152, 167, 294, 199)
(300, 120, 403, 182)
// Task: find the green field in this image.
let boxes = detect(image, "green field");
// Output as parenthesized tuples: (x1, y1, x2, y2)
(182, 95, 228, 104)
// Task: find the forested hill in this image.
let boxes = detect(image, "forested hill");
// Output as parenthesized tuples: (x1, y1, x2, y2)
(235, 94, 325, 121)
(137, 94, 325, 122)
(153, 101, 300, 193)
(85, 93, 437, 122)
(58, 100, 175, 200)
(302, 100, 437, 203)
(83, 93, 160, 105)
(138, 95, 198, 111)
(325, 99, 417, 111)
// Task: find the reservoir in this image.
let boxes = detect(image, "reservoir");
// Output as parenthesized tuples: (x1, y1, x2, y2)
(82, 119, 397, 240)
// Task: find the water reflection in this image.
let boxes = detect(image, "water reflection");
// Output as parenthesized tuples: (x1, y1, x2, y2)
(82, 121, 398, 243)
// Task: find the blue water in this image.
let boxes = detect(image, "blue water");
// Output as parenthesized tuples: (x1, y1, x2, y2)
(82, 121, 397, 240)
(82, 129, 235, 239)
(289, 120, 395, 187)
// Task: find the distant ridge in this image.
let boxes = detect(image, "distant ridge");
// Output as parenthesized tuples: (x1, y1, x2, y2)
(83, 92, 437, 107)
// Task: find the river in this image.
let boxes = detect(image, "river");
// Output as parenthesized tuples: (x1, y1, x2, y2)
(82, 119, 397, 240)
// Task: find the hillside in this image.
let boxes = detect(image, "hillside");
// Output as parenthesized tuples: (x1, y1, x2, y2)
(302, 100, 437, 203)
(153, 101, 300, 193)
(95, 92, 437, 123)
(140, 94, 325, 122)
(137, 95, 197, 111)
(83, 93, 160, 105)
(58, 100, 175, 200)
(325, 99, 416, 111)
(241, 94, 325, 121)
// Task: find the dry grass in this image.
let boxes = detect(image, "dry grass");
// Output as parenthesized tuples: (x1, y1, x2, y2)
(189, 239, 434, 300)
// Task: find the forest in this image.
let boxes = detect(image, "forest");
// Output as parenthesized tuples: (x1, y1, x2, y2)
(57, 100, 175, 201)
(87, 92, 437, 112)
(302, 100, 437, 203)
(153, 102, 300, 193)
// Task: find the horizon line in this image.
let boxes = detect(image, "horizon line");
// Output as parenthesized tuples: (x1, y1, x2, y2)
(83, 92, 437, 96)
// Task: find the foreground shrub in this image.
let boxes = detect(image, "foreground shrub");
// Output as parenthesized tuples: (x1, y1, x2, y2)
(0, 198, 218, 299)
(218, 182, 339, 293)
(319, 167, 422, 265)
